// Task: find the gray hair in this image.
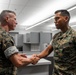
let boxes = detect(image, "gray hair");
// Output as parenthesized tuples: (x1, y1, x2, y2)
(0, 10, 16, 24)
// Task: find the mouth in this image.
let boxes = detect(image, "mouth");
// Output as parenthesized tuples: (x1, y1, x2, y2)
(55, 23, 59, 26)
(14, 24, 16, 27)
(55, 24, 57, 27)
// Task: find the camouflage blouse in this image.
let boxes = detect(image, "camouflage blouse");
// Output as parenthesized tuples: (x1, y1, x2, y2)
(52, 27, 76, 75)
(0, 26, 16, 75)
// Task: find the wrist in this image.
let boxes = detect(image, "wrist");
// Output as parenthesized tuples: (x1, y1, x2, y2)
(27, 58, 32, 63)
(29, 57, 34, 64)
(37, 54, 42, 59)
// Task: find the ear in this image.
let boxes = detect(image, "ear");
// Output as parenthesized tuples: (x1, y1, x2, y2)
(4, 16, 9, 22)
(65, 16, 69, 22)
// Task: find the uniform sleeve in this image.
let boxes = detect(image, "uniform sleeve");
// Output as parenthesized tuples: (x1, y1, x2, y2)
(1, 34, 19, 58)
(4, 46, 19, 58)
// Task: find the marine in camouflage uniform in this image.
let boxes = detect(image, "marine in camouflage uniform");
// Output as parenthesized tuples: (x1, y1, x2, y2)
(0, 10, 37, 75)
(52, 26, 76, 75)
(0, 26, 18, 75)
(32, 10, 76, 75)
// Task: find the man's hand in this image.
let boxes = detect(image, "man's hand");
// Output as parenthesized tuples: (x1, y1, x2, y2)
(18, 54, 40, 65)
(30, 54, 40, 65)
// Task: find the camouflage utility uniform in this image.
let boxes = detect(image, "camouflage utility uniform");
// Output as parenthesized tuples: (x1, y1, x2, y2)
(0, 26, 18, 75)
(52, 26, 76, 75)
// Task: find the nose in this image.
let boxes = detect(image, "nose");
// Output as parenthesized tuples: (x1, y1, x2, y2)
(15, 20, 18, 25)
(16, 22, 18, 25)
(54, 21, 57, 26)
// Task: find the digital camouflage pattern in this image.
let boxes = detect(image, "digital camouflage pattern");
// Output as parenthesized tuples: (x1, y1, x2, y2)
(0, 26, 16, 75)
(52, 26, 76, 75)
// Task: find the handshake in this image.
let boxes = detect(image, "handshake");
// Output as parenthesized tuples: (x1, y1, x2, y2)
(20, 53, 41, 65)
(29, 54, 41, 65)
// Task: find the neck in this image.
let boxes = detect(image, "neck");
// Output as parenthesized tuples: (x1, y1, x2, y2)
(61, 25, 69, 33)
(1, 24, 9, 32)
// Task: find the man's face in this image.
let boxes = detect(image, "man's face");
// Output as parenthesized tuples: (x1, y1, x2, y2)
(54, 12, 67, 29)
(6, 13, 17, 31)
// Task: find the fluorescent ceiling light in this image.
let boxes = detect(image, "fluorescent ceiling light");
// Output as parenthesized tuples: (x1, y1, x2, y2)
(25, 16, 54, 30)
(22, 0, 76, 27)
(21, 9, 54, 26)
(68, 5, 76, 11)
(26, 5, 76, 30)
(24, 0, 76, 30)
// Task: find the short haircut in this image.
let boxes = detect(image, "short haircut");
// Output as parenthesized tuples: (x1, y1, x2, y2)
(0, 10, 16, 23)
(55, 10, 70, 21)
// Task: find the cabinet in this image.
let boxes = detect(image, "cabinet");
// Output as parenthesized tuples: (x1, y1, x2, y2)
(40, 32, 52, 51)
(23, 32, 39, 44)
(16, 34, 23, 47)
(23, 32, 40, 54)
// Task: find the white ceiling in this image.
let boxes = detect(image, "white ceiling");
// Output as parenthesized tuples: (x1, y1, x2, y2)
(0, 0, 76, 31)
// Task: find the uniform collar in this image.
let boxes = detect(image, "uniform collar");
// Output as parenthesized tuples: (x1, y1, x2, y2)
(59, 26, 72, 38)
